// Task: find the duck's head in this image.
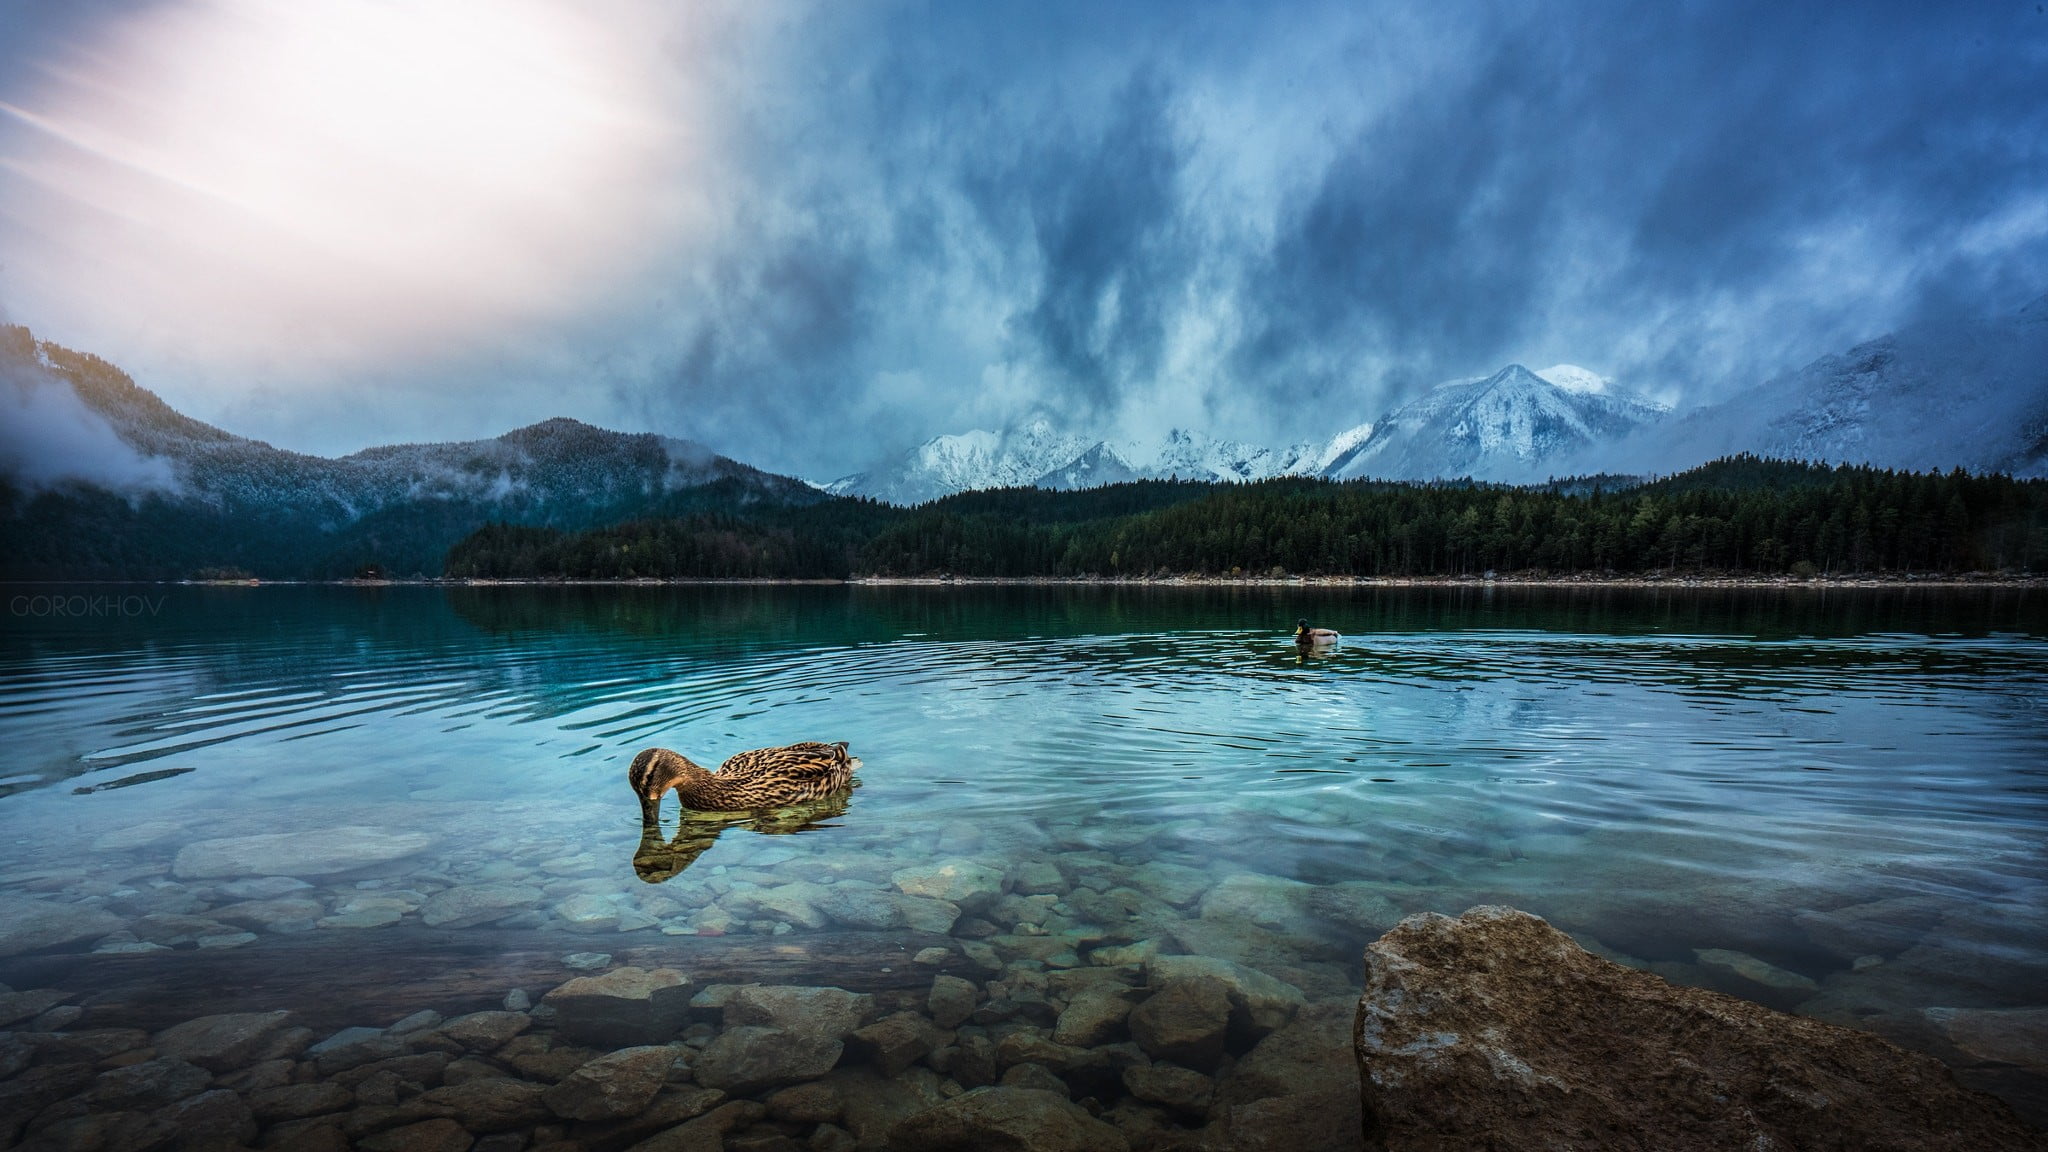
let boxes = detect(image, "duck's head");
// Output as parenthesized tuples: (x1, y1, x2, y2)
(629, 748, 697, 824)
(1295, 618, 1311, 639)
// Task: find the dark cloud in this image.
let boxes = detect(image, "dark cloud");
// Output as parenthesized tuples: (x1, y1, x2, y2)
(3, 0, 2043, 477)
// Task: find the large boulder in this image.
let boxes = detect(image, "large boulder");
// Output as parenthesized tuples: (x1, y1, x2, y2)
(1356, 905, 2045, 1151)
(543, 967, 691, 1048)
(889, 1087, 1130, 1152)
(171, 828, 432, 879)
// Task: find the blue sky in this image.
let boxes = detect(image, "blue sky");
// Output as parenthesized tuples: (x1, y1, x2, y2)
(1, 0, 2043, 477)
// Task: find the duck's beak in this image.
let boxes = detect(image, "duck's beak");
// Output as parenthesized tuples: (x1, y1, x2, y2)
(639, 794, 661, 825)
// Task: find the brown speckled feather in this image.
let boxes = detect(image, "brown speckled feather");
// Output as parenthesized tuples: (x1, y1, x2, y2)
(630, 741, 856, 814)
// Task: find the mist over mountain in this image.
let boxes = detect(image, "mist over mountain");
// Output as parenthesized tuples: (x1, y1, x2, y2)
(0, 326, 820, 579)
(1592, 295, 2048, 480)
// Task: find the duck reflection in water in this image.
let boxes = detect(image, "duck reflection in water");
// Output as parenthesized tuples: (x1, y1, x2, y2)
(629, 740, 861, 883)
(632, 788, 855, 883)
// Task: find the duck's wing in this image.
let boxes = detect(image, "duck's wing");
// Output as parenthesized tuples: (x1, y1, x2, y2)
(717, 742, 853, 787)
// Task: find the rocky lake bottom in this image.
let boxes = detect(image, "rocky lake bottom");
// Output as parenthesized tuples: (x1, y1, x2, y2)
(1, 585, 2044, 1147)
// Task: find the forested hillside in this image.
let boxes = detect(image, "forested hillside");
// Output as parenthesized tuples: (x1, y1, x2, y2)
(444, 457, 2047, 580)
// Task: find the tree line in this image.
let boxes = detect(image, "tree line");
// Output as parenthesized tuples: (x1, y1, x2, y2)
(443, 457, 2048, 580)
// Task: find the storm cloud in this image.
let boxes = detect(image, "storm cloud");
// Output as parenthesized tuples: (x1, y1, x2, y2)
(1, 0, 2042, 478)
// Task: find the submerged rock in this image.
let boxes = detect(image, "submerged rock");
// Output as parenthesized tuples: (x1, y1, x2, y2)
(171, 827, 432, 879)
(0, 895, 124, 958)
(417, 884, 541, 929)
(891, 859, 1007, 910)
(1925, 1006, 2048, 1073)
(544, 966, 692, 1048)
(1356, 905, 2045, 1151)
(692, 1024, 842, 1095)
(152, 1011, 296, 1072)
(540, 1041, 675, 1115)
(889, 1086, 1129, 1152)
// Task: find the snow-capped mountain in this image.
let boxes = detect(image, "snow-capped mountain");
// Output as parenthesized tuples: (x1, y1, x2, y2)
(1322, 364, 1670, 482)
(828, 418, 1355, 504)
(1602, 296, 2048, 478)
(0, 325, 820, 578)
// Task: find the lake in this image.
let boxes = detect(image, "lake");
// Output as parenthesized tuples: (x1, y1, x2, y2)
(2, 583, 2045, 1128)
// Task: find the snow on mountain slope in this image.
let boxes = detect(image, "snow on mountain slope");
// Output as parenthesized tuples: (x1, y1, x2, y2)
(830, 420, 1350, 504)
(1599, 295, 2048, 478)
(1535, 364, 1610, 395)
(1323, 364, 1668, 482)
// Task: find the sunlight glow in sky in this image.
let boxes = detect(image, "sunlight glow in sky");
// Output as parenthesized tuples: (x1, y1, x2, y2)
(0, 0, 682, 368)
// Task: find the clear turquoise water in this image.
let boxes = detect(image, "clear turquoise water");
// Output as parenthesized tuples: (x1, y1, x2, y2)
(2, 584, 2045, 1106)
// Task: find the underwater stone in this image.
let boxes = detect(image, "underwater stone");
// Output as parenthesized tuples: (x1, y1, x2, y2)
(692, 1025, 842, 1095)
(210, 897, 327, 929)
(545, 967, 692, 1048)
(554, 893, 623, 932)
(542, 1045, 677, 1121)
(846, 1012, 938, 1077)
(1053, 986, 1133, 1049)
(152, 1010, 295, 1072)
(413, 881, 540, 926)
(1143, 955, 1304, 1044)
(436, 1011, 531, 1053)
(1694, 948, 1820, 993)
(1116, 862, 1213, 909)
(216, 877, 315, 901)
(1121, 1063, 1212, 1118)
(356, 1117, 473, 1152)
(888, 1086, 1130, 1152)
(1129, 979, 1231, 1073)
(1198, 872, 1314, 931)
(249, 1082, 355, 1122)
(171, 828, 433, 879)
(417, 1077, 552, 1131)
(928, 975, 980, 1030)
(562, 952, 612, 971)
(0, 895, 124, 958)
(811, 884, 905, 930)
(723, 986, 875, 1042)
(765, 1080, 844, 1125)
(1923, 1007, 2048, 1073)
(79, 1056, 213, 1108)
(153, 1087, 258, 1148)
(196, 931, 259, 949)
(1012, 861, 1066, 896)
(891, 859, 1006, 910)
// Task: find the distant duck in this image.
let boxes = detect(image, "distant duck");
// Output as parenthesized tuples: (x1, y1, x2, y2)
(1295, 618, 1341, 648)
(630, 742, 859, 821)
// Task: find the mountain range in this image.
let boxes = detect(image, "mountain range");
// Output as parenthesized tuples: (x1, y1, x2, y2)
(0, 327, 819, 579)
(829, 364, 1667, 501)
(3, 294, 2042, 578)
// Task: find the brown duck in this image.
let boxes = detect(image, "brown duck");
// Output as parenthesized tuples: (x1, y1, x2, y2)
(629, 741, 859, 821)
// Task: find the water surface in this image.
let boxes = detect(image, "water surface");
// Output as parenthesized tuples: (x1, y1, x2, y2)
(3, 584, 2045, 1111)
